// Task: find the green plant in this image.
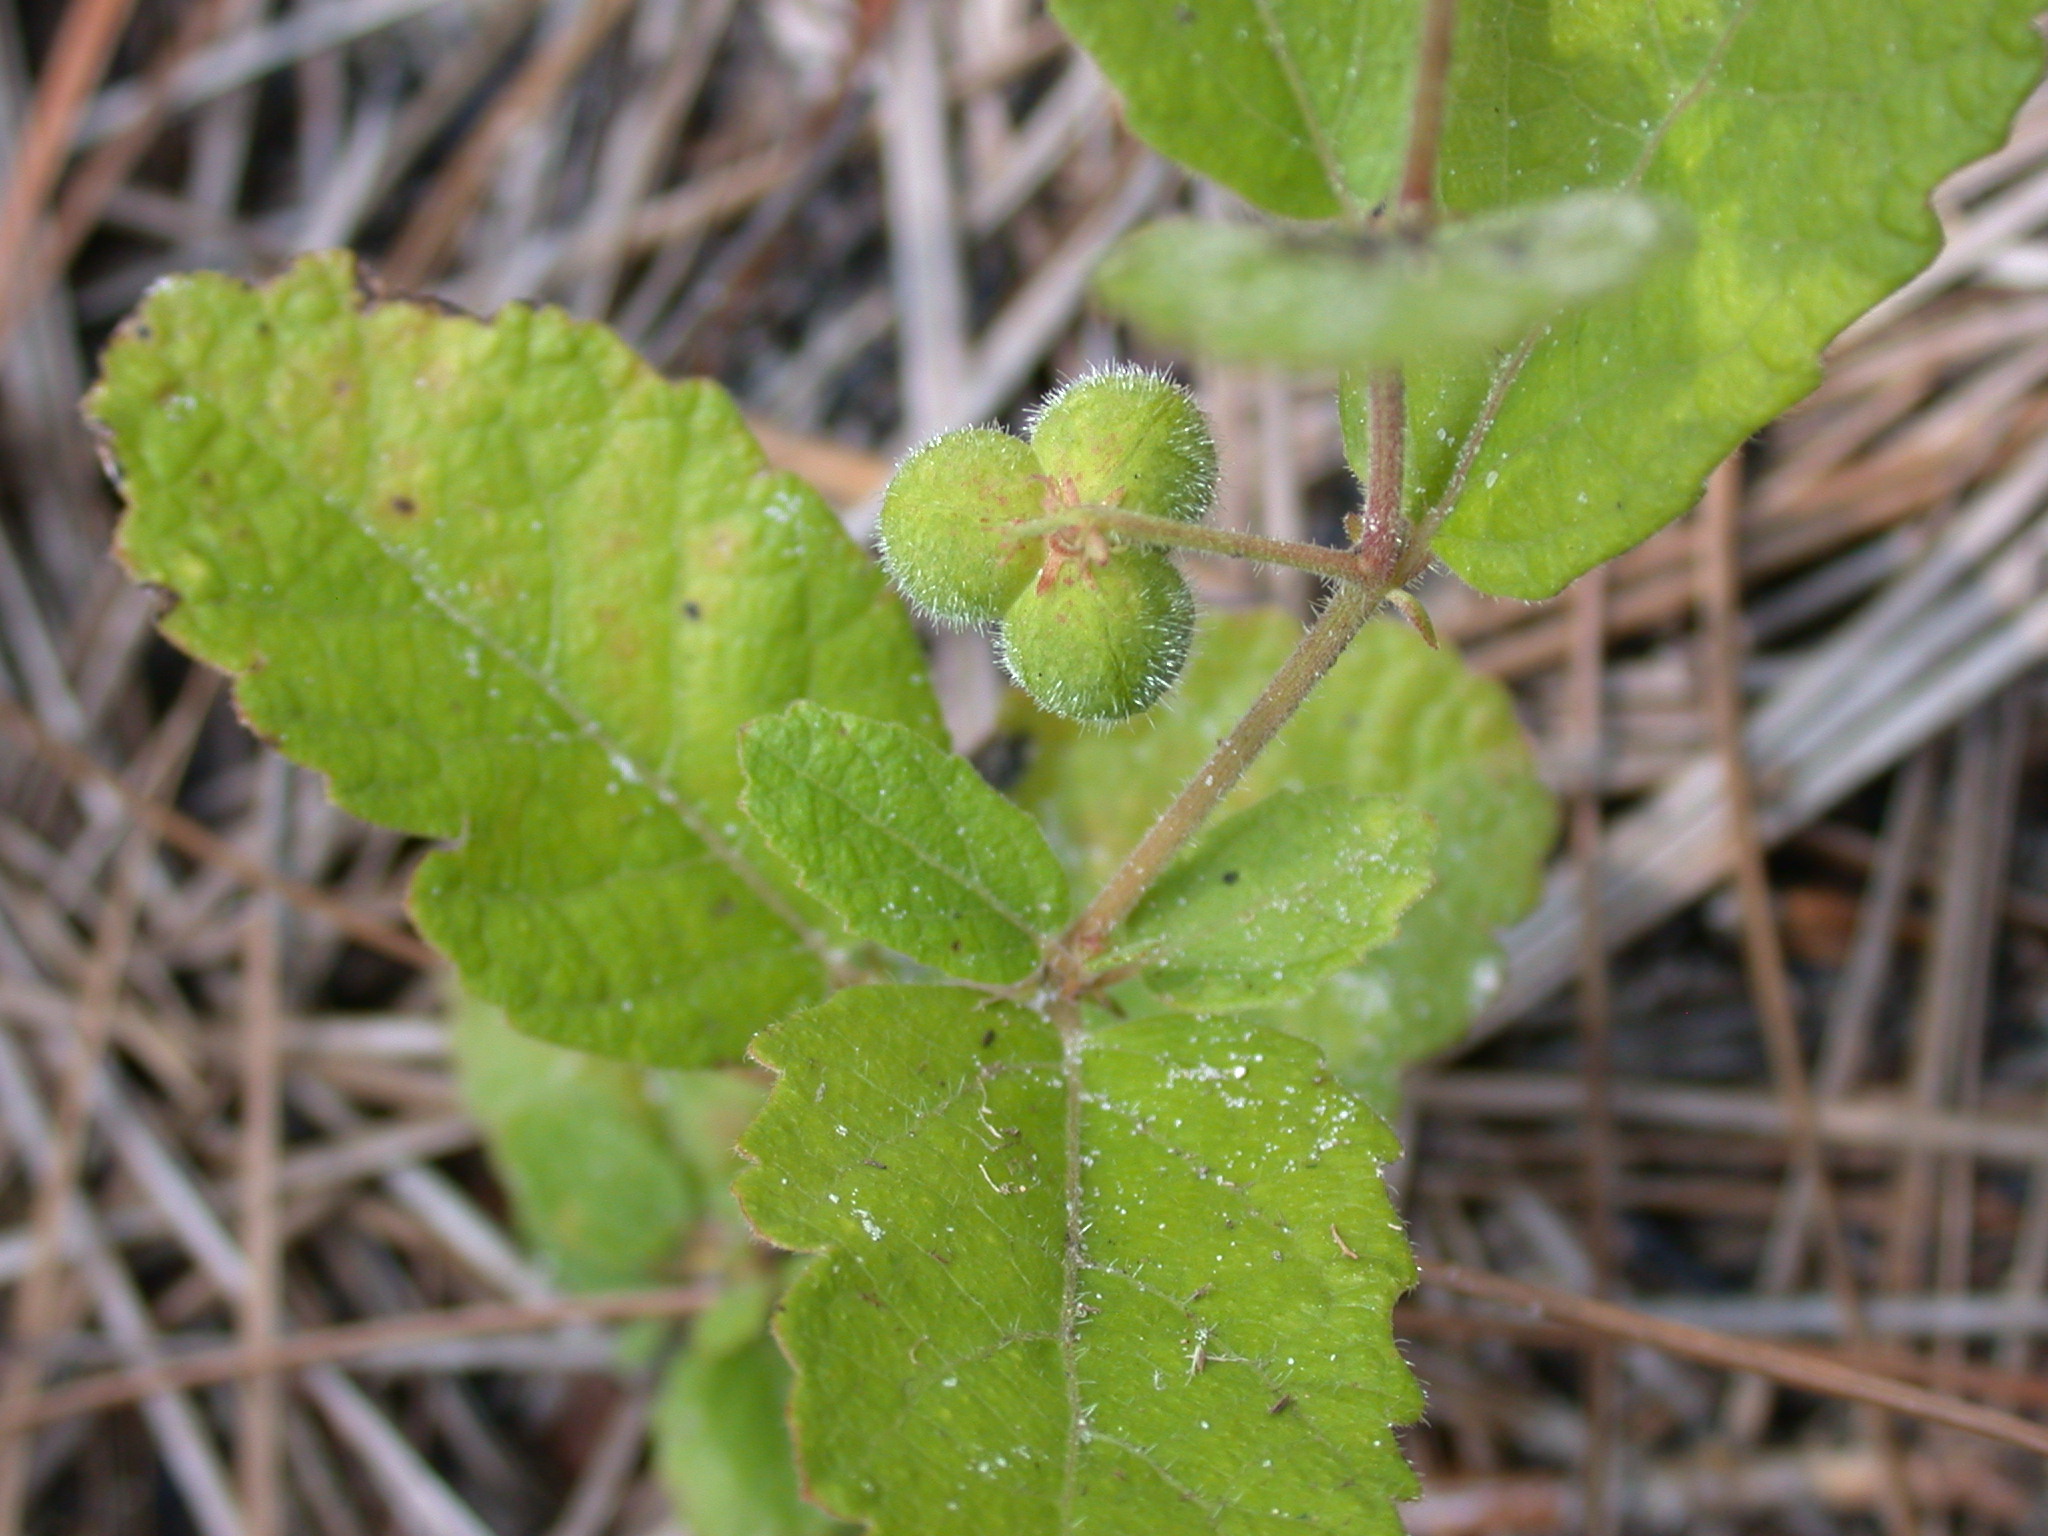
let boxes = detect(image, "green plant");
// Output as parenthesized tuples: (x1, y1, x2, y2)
(85, 2, 2037, 1530)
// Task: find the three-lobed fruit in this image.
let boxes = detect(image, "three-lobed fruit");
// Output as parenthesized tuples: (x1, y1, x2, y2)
(1029, 369, 1217, 525)
(878, 427, 1046, 624)
(877, 365, 1215, 722)
(999, 548, 1194, 723)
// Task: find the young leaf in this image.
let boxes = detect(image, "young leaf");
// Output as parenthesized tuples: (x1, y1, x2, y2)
(1102, 789, 1435, 1009)
(738, 985, 1421, 1534)
(1095, 193, 1671, 369)
(88, 251, 940, 1065)
(1011, 612, 1552, 1102)
(1049, 0, 1421, 219)
(453, 1000, 699, 1291)
(1410, 0, 2043, 596)
(740, 703, 1067, 982)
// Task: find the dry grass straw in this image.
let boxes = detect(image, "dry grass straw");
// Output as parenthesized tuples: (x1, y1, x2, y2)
(0, 1, 2045, 1529)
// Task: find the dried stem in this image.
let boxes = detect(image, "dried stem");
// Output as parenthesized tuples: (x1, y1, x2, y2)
(1566, 566, 1619, 1536)
(1419, 1261, 2048, 1459)
(237, 761, 287, 1536)
(0, 0, 141, 353)
(0, 838, 145, 1533)
(0, 695, 436, 971)
(0, 1288, 715, 1439)
(1697, 458, 1918, 1534)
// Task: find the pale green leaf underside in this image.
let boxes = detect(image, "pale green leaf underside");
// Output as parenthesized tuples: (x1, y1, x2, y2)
(741, 703, 1066, 983)
(738, 985, 1420, 1535)
(1058, 0, 2041, 597)
(1012, 612, 1553, 1104)
(1108, 789, 1435, 1010)
(1096, 193, 1670, 369)
(453, 1000, 699, 1291)
(657, 1323, 845, 1536)
(89, 251, 941, 1065)
(1049, 0, 1420, 219)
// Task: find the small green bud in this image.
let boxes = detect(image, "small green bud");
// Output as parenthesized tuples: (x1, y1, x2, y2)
(878, 427, 1046, 624)
(999, 547, 1194, 722)
(1029, 366, 1217, 525)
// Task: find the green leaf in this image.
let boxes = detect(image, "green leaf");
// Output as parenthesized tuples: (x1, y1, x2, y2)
(737, 985, 1421, 1534)
(1059, 1, 2040, 596)
(88, 251, 941, 1065)
(740, 703, 1067, 983)
(1104, 789, 1435, 1009)
(1011, 611, 1552, 1102)
(1095, 194, 1672, 369)
(453, 999, 699, 1291)
(1049, 0, 1420, 219)
(656, 1320, 846, 1536)
(1412, 0, 2044, 596)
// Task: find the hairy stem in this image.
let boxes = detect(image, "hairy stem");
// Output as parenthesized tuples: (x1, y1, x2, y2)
(1046, 0, 1461, 986)
(1018, 506, 1370, 583)
(1354, 370, 1408, 577)
(1051, 578, 1381, 986)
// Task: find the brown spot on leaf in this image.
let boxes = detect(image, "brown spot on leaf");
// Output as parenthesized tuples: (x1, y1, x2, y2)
(389, 495, 416, 517)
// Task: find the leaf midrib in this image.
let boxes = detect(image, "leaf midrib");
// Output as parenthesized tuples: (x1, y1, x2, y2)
(1049, 1027, 1407, 1527)
(197, 322, 834, 963)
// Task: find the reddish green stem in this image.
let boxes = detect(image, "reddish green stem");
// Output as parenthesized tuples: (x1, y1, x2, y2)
(1051, 578, 1382, 986)
(1021, 505, 1370, 584)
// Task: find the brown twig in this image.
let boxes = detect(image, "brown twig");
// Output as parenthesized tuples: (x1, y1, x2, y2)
(237, 761, 287, 1536)
(0, 694, 437, 971)
(0, 838, 145, 1533)
(1695, 457, 1917, 1533)
(382, 0, 636, 289)
(1, 0, 239, 350)
(0, 1288, 714, 1438)
(0, 0, 141, 353)
(1565, 566, 1618, 1536)
(1418, 1262, 2048, 1459)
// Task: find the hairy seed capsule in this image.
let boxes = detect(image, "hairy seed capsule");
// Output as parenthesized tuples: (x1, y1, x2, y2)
(1029, 366, 1218, 526)
(999, 549, 1194, 722)
(878, 427, 1046, 624)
